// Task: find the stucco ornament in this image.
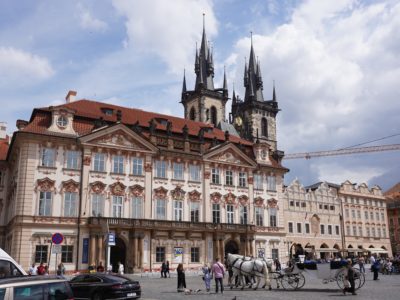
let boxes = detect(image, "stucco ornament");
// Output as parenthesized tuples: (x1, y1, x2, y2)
(188, 190, 201, 202)
(62, 179, 79, 193)
(210, 192, 222, 204)
(36, 178, 56, 192)
(224, 192, 237, 205)
(110, 182, 126, 196)
(90, 181, 106, 193)
(171, 186, 186, 200)
(267, 198, 278, 209)
(238, 195, 249, 206)
(130, 184, 144, 197)
(254, 196, 264, 207)
(154, 186, 168, 200)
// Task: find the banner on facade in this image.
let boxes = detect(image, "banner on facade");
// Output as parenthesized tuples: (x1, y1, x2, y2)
(257, 248, 265, 258)
(82, 238, 89, 264)
(173, 247, 183, 264)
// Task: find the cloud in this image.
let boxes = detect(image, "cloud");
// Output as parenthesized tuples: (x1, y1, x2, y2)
(0, 47, 54, 86)
(112, 0, 218, 74)
(77, 3, 108, 32)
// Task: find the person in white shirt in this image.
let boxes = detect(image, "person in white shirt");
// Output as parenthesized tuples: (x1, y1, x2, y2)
(118, 261, 124, 275)
(28, 263, 37, 276)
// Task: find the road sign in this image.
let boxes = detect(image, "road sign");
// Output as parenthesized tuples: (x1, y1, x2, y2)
(52, 244, 62, 254)
(108, 233, 116, 246)
(52, 233, 64, 245)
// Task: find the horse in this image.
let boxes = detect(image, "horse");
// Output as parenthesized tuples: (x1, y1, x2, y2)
(226, 253, 271, 290)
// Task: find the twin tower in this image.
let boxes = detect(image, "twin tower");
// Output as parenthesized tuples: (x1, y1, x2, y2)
(181, 21, 279, 151)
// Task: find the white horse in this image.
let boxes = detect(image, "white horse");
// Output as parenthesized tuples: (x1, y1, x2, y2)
(227, 253, 271, 290)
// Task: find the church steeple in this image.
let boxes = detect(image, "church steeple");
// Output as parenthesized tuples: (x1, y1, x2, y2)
(244, 32, 264, 102)
(181, 69, 187, 100)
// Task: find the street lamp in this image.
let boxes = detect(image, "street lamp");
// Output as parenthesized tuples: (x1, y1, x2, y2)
(284, 240, 292, 261)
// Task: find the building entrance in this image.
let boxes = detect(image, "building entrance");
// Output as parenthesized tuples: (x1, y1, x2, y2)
(225, 240, 239, 259)
(110, 237, 126, 273)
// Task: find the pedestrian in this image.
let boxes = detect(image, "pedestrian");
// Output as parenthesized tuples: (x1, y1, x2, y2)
(275, 258, 281, 271)
(118, 261, 124, 275)
(161, 261, 167, 278)
(343, 259, 357, 295)
(37, 262, 45, 275)
(56, 263, 65, 277)
(44, 265, 49, 275)
(202, 263, 212, 292)
(28, 263, 37, 276)
(211, 257, 225, 294)
(177, 263, 186, 292)
(358, 256, 365, 273)
(96, 261, 105, 272)
(372, 258, 380, 280)
(166, 260, 170, 278)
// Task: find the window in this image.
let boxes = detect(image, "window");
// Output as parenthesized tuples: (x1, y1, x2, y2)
(370, 211, 374, 220)
(261, 117, 268, 137)
(211, 168, 220, 184)
(131, 197, 142, 218)
(173, 200, 183, 221)
(371, 227, 376, 237)
(240, 206, 248, 225)
(132, 157, 143, 176)
(35, 245, 48, 263)
(267, 176, 276, 191)
(346, 225, 350, 236)
(381, 212, 385, 221)
(305, 223, 310, 234)
(345, 209, 349, 218)
(255, 207, 264, 226)
(93, 153, 105, 172)
(91, 194, 104, 217)
(383, 228, 386, 238)
(113, 155, 124, 174)
(301, 202, 307, 208)
(189, 164, 200, 181)
(173, 163, 184, 180)
(112, 196, 123, 218)
(156, 247, 165, 263)
(335, 225, 340, 235)
(156, 199, 166, 220)
(377, 228, 381, 237)
(190, 202, 199, 222)
(254, 174, 263, 190)
(390, 218, 394, 226)
(319, 204, 323, 209)
(225, 170, 233, 186)
(191, 247, 200, 263)
(66, 150, 80, 169)
(289, 201, 294, 207)
(330, 205, 335, 211)
(61, 245, 73, 263)
(41, 148, 55, 167)
(351, 210, 355, 218)
(324, 204, 328, 210)
(296, 202, 300, 207)
(320, 224, 325, 235)
(48, 282, 72, 300)
(64, 192, 77, 217)
(297, 223, 302, 233)
(238, 172, 247, 187)
(155, 160, 167, 178)
(376, 212, 379, 221)
(212, 204, 220, 224)
(269, 208, 277, 227)
(353, 226, 357, 236)
(210, 106, 217, 127)
(271, 249, 279, 260)
(357, 210, 361, 219)
(39, 191, 52, 216)
(328, 225, 332, 235)
(288, 222, 293, 233)
(364, 211, 368, 219)
(14, 285, 43, 299)
(359, 226, 363, 237)
(366, 227, 370, 237)
(189, 107, 196, 120)
(222, 204, 233, 224)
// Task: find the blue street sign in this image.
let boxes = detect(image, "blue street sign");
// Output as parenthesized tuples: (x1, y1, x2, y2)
(82, 238, 89, 264)
(52, 233, 64, 245)
(108, 233, 116, 246)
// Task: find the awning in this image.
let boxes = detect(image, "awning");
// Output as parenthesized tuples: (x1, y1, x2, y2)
(315, 248, 340, 252)
(343, 248, 363, 252)
(368, 248, 388, 254)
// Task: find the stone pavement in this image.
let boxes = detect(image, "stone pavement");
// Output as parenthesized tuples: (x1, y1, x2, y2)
(125, 272, 399, 300)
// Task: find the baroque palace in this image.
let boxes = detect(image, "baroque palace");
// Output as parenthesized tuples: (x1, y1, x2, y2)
(0, 24, 392, 274)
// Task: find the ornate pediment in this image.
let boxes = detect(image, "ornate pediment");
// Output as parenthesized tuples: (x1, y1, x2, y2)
(61, 179, 80, 193)
(254, 196, 264, 207)
(238, 195, 249, 206)
(91, 130, 146, 150)
(154, 186, 168, 200)
(210, 192, 222, 204)
(204, 143, 256, 167)
(188, 190, 201, 202)
(110, 181, 126, 196)
(130, 184, 144, 197)
(36, 178, 56, 192)
(90, 181, 106, 193)
(224, 192, 236, 205)
(267, 198, 278, 209)
(171, 186, 185, 200)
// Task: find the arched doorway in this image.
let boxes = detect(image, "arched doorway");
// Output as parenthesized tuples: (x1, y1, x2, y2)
(225, 240, 239, 259)
(210, 106, 217, 127)
(110, 237, 126, 273)
(320, 243, 329, 259)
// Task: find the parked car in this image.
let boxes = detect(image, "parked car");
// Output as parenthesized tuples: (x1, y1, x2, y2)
(0, 275, 73, 299)
(0, 249, 27, 278)
(69, 273, 141, 300)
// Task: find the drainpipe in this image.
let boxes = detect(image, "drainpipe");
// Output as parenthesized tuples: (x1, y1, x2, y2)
(75, 145, 84, 272)
(340, 198, 346, 256)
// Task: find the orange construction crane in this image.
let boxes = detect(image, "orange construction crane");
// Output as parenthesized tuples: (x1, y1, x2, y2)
(283, 144, 400, 160)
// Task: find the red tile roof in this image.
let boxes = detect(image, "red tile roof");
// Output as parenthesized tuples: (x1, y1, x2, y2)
(0, 136, 9, 161)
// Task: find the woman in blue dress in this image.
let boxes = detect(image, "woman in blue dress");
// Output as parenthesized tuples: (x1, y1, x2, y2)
(202, 263, 212, 292)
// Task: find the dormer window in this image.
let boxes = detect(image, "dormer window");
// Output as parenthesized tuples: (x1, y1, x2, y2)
(155, 118, 168, 126)
(56, 116, 68, 128)
(101, 108, 114, 116)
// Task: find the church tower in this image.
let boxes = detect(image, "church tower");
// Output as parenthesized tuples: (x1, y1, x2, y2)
(181, 16, 228, 127)
(230, 35, 280, 151)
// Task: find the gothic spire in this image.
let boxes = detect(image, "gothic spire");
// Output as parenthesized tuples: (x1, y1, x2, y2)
(182, 69, 187, 93)
(223, 66, 228, 91)
(244, 32, 264, 102)
(195, 14, 214, 91)
(272, 81, 276, 102)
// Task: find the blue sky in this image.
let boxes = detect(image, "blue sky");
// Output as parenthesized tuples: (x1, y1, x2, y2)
(0, 0, 399, 190)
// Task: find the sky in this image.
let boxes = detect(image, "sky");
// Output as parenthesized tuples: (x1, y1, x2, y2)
(0, 0, 399, 191)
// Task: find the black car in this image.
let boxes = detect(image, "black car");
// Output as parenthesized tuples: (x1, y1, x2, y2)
(69, 273, 141, 300)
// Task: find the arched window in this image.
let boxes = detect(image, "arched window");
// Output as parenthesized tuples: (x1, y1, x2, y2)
(210, 106, 217, 127)
(189, 107, 196, 121)
(261, 117, 268, 137)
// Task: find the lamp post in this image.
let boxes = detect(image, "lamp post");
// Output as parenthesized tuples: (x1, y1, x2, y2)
(284, 240, 292, 262)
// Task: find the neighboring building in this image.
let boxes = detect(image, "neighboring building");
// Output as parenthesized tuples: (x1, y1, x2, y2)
(0, 122, 9, 248)
(0, 25, 288, 273)
(385, 182, 400, 256)
(283, 180, 342, 260)
(339, 181, 392, 257)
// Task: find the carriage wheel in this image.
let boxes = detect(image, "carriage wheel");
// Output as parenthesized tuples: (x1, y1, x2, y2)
(336, 269, 346, 290)
(280, 274, 299, 290)
(269, 272, 282, 289)
(294, 273, 305, 289)
(354, 270, 365, 290)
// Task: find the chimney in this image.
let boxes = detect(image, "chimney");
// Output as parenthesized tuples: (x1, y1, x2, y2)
(66, 90, 77, 103)
(0, 122, 6, 139)
(16, 119, 28, 131)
